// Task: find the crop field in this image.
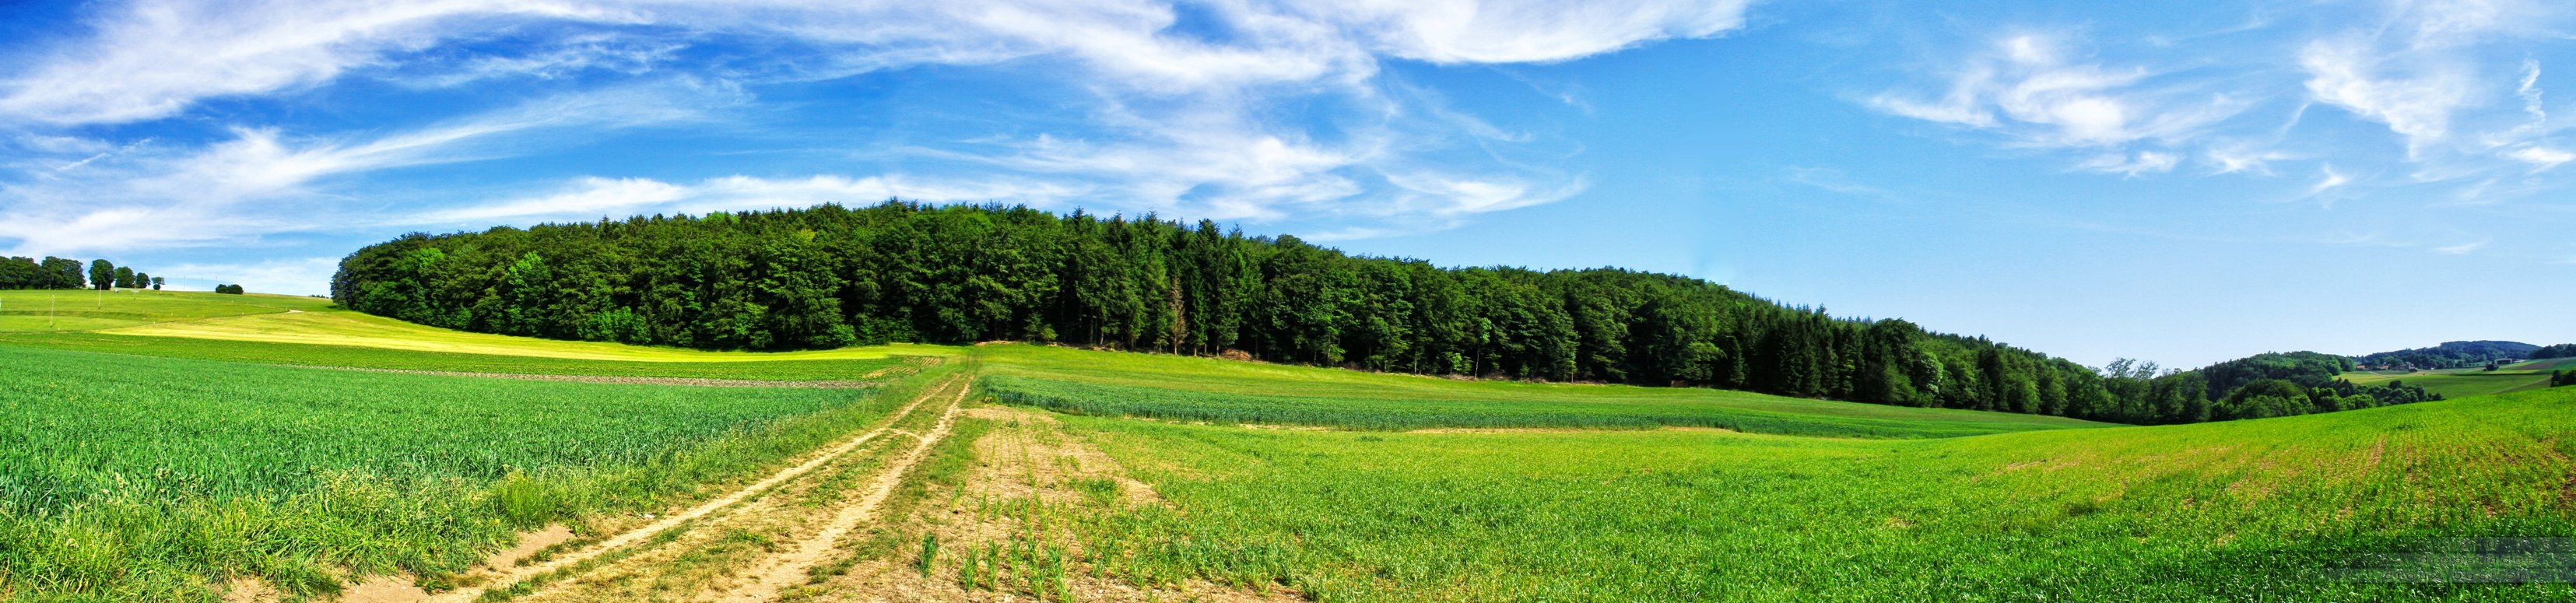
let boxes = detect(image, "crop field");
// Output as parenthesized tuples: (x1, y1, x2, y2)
(2, 292, 2568, 601)
(974, 343, 2104, 437)
(0, 291, 949, 380)
(0, 345, 956, 600)
(0, 331, 917, 381)
(104, 308, 953, 363)
(932, 387, 2576, 601)
(2339, 366, 2555, 398)
(2505, 356, 2576, 371)
(0, 290, 321, 332)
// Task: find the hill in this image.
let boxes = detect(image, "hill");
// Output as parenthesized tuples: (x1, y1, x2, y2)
(332, 202, 2241, 426)
(2353, 340, 2537, 369)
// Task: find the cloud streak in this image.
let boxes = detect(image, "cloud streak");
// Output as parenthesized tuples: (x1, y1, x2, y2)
(0, 0, 1750, 256)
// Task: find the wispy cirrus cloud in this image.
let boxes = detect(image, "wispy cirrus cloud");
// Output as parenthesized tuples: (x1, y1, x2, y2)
(0, 82, 728, 255)
(405, 174, 1095, 226)
(1868, 33, 2246, 152)
(0, 0, 1749, 257)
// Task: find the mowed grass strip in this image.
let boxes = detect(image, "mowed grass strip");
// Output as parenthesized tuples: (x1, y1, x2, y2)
(1047, 387, 2576, 601)
(975, 344, 2105, 438)
(0, 345, 953, 601)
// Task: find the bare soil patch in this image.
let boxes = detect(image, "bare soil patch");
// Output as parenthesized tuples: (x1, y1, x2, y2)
(787, 405, 1297, 603)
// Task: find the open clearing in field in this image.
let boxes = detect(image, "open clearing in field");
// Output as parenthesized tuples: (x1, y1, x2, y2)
(974, 343, 2107, 437)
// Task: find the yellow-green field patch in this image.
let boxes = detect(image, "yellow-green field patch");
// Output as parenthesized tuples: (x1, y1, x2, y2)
(104, 307, 956, 362)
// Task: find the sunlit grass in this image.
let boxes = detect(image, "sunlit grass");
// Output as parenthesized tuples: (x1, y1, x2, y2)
(107, 309, 956, 362)
(0, 332, 919, 380)
(2338, 366, 2553, 398)
(1032, 387, 2576, 601)
(0, 345, 960, 600)
(974, 343, 2106, 437)
(0, 289, 321, 332)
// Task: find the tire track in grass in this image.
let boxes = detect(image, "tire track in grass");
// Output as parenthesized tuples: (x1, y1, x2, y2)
(713, 378, 973, 603)
(419, 376, 965, 603)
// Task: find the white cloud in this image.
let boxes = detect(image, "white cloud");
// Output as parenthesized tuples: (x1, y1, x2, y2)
(0, 0, 629, 124)
(1868, 34, 2241, 149)
(2432, 240, 2488, 254)
(0, 0, 1742, 252)
(1303, 0, 1752, 64)
(0, 86, 717, 255)
(2076, 150, 2180, 177)
(2205, 145, 2292, 175)
(2297, 38, 2472, 156)
(1, 1, 1750, 124)
(2308, 164, 2353, 195)
(410, 174, 1095, 226)
(2506, 145, 2574, 170)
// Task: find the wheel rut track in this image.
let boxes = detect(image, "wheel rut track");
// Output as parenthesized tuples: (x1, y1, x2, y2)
(713, 376, 970, 602)
(416, 375, 968, 603)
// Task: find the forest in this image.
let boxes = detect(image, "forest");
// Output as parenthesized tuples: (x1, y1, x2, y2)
(333, 202, 2431, 425)
(2356, 340, 2537, 368)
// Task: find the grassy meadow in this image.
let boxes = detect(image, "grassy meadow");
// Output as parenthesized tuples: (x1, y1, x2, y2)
(0, 345, 958, 601)
(102, 307, 954, 363)
(974, 343, 2105, 437)
(957, 387, 2576, 601)
(2, 290, 2570, 601)
(0, 290, 950, 380)
(2339, 366, 2557, 398)
(0, 290, 322, 332)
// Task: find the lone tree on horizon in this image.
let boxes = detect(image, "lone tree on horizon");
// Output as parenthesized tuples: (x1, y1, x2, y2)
(87, 259, 113, 291)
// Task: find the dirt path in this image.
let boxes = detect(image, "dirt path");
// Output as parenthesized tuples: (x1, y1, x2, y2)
(711, 381, 971, 602)
(410, 376, 965, 603)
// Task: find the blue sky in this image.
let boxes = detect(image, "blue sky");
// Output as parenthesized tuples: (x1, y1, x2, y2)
(2, 0, 2571, 368)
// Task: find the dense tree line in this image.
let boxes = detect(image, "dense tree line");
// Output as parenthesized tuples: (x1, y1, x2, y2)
(333, 202, 2429, 425)
(2553, 370, 2576, 387)
(2530, 344, 2576, 359)
(2, 256, 163, 290)
(0, 257, 90, 289)
(2356, 340, 2536, 369)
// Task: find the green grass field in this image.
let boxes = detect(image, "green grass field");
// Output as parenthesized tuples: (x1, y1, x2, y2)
(0, 290, 324, 332)
(988, 387, 2576, 601)
(3, 289, 2569, 601)
(2506, 357, 2576, 371)
(2339, 366, 2556, 398)
(0, 290, 950, 380)
(973, 343, 2106, 437)
(0, 345, 957, 600)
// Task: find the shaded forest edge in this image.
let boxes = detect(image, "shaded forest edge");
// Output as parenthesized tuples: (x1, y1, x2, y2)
(333, 201, 2441, 425)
